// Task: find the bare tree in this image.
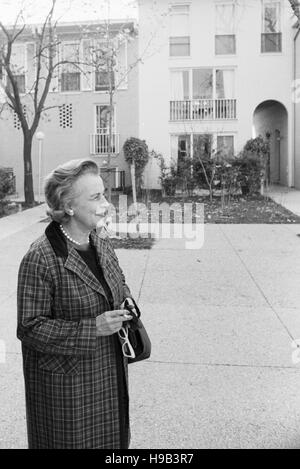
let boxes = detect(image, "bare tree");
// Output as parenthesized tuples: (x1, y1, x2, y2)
(0, 0, 138, 205)
(0, 0, 62, 205)
(289, 0, 300, 20)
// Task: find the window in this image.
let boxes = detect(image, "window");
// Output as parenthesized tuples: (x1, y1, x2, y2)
(216, 69, 235, 99)
(171, 134, 214, 162)
(217, 135, 234, 158)
(95, 70, 115, 92)
(170, 68, 235, 100)
(170, 68, 236, 120)
(170, 134, 191, 189)
(193, 134, 213, 159)
(261, 1, 282, 52)
(170, 70, 189, 100)
(60, 42, 81, 91)
(215, 69, 236, 118)
(215, 3, 236, 55)
(169, 4, 190, 57)
(170, 37, 190, 57)
(95, 105, 115, 133)
(91, 40, 116, 91)
(193, 69, 213, 99)
(61, 73, 80, 92)
(178, 134, 191, 161)
(94, 105, 116, 154)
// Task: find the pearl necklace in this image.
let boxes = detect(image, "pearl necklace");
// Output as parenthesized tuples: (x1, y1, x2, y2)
(60, 224, 89, 246)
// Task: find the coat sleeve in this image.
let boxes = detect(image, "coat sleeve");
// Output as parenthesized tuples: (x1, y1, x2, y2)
(17, 249, 97, 356)
(106, 237, 133, 301)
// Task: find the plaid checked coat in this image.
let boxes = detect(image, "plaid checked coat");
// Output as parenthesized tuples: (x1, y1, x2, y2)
(17, 221, 132, 449)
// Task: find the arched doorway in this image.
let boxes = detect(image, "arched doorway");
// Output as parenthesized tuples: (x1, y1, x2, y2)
(253, 100, 288, 185)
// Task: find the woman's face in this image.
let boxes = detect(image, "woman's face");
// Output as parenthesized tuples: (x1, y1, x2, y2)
(68, 173, 110, 232)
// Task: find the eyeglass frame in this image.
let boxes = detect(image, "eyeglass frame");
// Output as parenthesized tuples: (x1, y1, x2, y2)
(118, 326, 136, 359)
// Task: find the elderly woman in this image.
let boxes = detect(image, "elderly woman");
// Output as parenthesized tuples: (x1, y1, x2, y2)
(17, 159, 135, 449)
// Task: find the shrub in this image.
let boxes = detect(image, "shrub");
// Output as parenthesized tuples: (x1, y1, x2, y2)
(156, 135, 270, 202)
(123, 138, 149, 195)
(156, 154, 178, 196)
(0, 168, 15, 215)
(0, 168, 14, 200)
(237, 136, 269, 195)
(192, 154, 217, 188)
(176, 154, 195, 195)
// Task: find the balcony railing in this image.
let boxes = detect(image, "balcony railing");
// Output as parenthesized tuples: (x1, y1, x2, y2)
(90, 131, 120, 155)
(170, 99, 237, 121)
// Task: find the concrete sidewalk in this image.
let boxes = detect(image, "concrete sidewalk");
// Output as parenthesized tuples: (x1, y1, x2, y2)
(0, 203, 48, 241)
(266, 184, 300, 217)
(1, 208, 300, 448)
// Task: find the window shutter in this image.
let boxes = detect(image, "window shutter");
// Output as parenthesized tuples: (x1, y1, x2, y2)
(39, 42, 59, 92)
(37, 42, 48, 91)
(116, 40, 128, 90)
(82, 39, 92, 91)
(26, 43, 36, 93)
(50, 43, 59, 92)
(7, 44, 26, 93)
(11, 43, 25, 73)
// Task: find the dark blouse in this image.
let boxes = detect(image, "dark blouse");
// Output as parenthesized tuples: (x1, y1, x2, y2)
(76, 244, 129, 449)
(76, 245, 114, 309)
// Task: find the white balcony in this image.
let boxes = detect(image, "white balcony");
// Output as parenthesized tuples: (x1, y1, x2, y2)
(170, 99, 237, 121)
(90, 131, 120, 156)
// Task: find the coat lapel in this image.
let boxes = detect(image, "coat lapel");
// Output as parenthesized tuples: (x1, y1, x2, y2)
(64, 248, 108, 299)
(45, 221, 110, 301)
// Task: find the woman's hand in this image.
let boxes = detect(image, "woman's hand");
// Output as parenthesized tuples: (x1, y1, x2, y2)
(96, 310, 132, 337)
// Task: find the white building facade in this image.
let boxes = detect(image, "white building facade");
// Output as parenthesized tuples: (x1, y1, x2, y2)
(0, 21, 139, 197)
(138, 0, 297, 189)
(294, 22, 300, 189)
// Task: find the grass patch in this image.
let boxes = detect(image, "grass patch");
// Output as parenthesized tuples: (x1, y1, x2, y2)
(111, 236, 155, 249)
(111, 193, 300, 224)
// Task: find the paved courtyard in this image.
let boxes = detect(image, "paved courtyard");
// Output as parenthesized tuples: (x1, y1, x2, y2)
(1, 203, 300, 448)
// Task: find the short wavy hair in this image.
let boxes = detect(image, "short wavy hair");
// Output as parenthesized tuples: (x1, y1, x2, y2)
(44, 159, 99, 223)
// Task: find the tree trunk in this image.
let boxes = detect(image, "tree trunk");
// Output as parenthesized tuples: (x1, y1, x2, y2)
(23, 133, 35, 206)
(131, 161, 137, 213)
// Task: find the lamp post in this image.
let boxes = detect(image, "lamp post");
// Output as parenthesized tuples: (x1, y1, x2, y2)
(36, 131, 45, 203)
